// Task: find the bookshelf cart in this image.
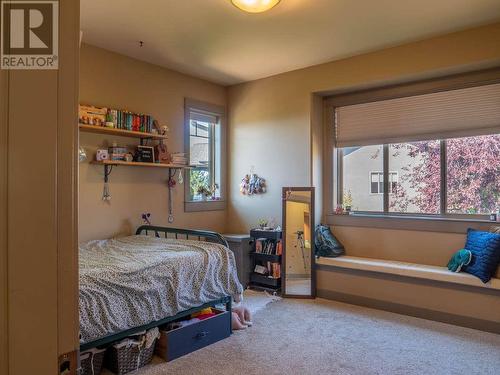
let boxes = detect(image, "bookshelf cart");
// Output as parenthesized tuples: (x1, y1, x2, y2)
(248, 229, 283, 294)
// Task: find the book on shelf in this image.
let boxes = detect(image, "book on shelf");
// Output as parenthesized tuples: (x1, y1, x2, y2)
(255, 240, 263, 253)
(79, 104, 155, 133)
(254, 265, 267, 275)
(171, 152, 188, 165)
(276, 240, 282, 255)
(271, 262, 281, 279)
(254, 239, 282, 256)
(115, 110, 154, 132)
(254, 262, 280, 279)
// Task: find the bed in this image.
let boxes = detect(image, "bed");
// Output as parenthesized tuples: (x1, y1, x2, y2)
(79, 226, 243, 351)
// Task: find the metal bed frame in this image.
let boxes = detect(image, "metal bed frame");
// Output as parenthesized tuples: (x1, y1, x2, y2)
(80, 225, 232, 351)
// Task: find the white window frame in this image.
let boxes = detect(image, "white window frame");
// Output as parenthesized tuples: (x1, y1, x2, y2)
(184, 98, 226, 212)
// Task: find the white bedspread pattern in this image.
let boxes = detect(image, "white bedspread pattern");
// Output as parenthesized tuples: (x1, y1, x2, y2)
(79, 235, 243, 344)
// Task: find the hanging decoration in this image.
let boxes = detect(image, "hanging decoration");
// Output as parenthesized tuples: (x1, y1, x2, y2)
(102, 165, 113, 201)
(79, 146, 87, 162)
(167, 170, 177, 223)
(141, 212, 152, 225)
(178, 169, 184, 184)
(240, 168, 267, 196)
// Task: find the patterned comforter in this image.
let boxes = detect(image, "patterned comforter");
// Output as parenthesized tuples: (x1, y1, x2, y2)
(79, 235, 243, 344)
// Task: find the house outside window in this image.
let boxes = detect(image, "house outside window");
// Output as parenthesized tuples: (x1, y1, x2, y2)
(370, 172, 398, 194)
(338, 134, 499, 216)
(184, 99, 226, 212)
(331, 79, 500, 219)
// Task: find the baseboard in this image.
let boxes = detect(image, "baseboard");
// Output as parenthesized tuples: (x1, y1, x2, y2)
(317, 289, 500, 334)
(286, 273, 310, 279)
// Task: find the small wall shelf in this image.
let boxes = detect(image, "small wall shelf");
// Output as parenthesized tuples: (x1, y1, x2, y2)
(90, 161, 192, 198)
(79, 124, 168, 140)
(79, 123, 189, 218)
(90, 160, 192, 169)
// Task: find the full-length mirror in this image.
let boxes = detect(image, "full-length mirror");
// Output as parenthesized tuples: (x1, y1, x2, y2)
(282, 187, 315, 298)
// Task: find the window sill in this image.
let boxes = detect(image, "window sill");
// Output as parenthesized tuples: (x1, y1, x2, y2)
(184, 200, 226, 212)
(326, 213, 498, 234)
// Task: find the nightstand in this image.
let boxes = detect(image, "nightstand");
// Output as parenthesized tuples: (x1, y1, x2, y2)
(222, 234, 252, 288)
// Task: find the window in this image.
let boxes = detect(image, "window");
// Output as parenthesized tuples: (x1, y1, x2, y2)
(389, 140, 441, 214)
(184, 99, 225, 211)
(189, 114, 219, 200)
(370, 172, 398, 194)
(342, 145, 383, 212)
(447, 134, 500, 215)
(337, 134, 499, 217)
(370, 172, 383, 194)
(330, 76, 500, 219)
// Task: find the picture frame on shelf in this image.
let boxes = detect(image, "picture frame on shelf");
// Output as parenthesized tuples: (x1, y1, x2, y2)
(134, 145, 155, 163)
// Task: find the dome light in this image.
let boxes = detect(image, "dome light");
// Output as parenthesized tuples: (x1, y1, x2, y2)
(231, 0, 281, 13)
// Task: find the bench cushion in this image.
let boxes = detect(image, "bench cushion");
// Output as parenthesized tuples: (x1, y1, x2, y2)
(316, 256, 500, 290)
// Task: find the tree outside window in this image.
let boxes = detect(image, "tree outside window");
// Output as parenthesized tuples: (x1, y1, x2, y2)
(188, 112, 221, 201)
(339, 134, 499, 216)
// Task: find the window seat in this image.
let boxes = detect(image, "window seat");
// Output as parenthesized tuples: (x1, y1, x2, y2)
(316, 256, 500, 291)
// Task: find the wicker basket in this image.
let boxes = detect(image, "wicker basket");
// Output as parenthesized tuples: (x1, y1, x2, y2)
(104, 328, 160, 375)
(80, 348, 105, 375)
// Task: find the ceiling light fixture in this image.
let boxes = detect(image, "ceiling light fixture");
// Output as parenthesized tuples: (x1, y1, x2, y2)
(231, 0, 281, 13)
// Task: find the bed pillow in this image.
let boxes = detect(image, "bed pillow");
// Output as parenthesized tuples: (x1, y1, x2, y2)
(462, 229, 500, 283)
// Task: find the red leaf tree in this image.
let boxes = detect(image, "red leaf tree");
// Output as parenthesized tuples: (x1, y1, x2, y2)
(390, 135, 500, 214)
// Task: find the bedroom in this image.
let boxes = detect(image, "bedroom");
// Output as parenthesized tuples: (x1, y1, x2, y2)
(1, 1, 500, 374)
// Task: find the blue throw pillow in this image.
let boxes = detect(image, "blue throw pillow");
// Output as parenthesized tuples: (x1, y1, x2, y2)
(462, 229, 500, 283)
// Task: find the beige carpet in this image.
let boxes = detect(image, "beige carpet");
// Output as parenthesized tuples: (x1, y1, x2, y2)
(107, 296, 500, 375)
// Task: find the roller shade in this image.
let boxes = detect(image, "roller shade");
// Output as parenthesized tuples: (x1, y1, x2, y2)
(190, 110, 218, 124)
(335, 83, 500, 147)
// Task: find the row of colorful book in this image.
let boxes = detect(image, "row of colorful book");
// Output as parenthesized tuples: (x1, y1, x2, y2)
(114, 110, 155, 133)
(78, 104, 156, 133)
(255, 239, 282, 255)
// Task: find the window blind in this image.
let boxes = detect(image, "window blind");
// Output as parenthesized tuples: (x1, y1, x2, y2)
(335, 83, 500, 147)
(191, 110, 218, 124)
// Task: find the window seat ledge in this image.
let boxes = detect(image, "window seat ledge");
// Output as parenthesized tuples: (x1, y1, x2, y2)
(316, 256, 500, 290)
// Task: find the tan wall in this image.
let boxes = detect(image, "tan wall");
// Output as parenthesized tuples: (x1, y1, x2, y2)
(227, 22, 500, 233)
(2, 1, 80, 374)
(227, 23, 500, 326)
(79, 44, 227, 242)
(227, 23, 500, 237)
(334, 226, 465, 266)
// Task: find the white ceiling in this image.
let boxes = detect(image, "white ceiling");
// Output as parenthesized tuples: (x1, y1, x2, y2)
(81, 0, 500, 86)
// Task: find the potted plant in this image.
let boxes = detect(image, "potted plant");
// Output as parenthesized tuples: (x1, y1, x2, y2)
(258, 218, 268, 230)
(196, 186, 212, 201)
(343, 190, 353, 212)
(210, 184, 220, 200)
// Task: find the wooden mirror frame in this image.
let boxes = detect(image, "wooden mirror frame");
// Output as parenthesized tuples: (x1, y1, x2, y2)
(282, 187, 316, 299)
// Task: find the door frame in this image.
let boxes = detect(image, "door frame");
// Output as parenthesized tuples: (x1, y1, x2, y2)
(1, 1, 80, 374)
